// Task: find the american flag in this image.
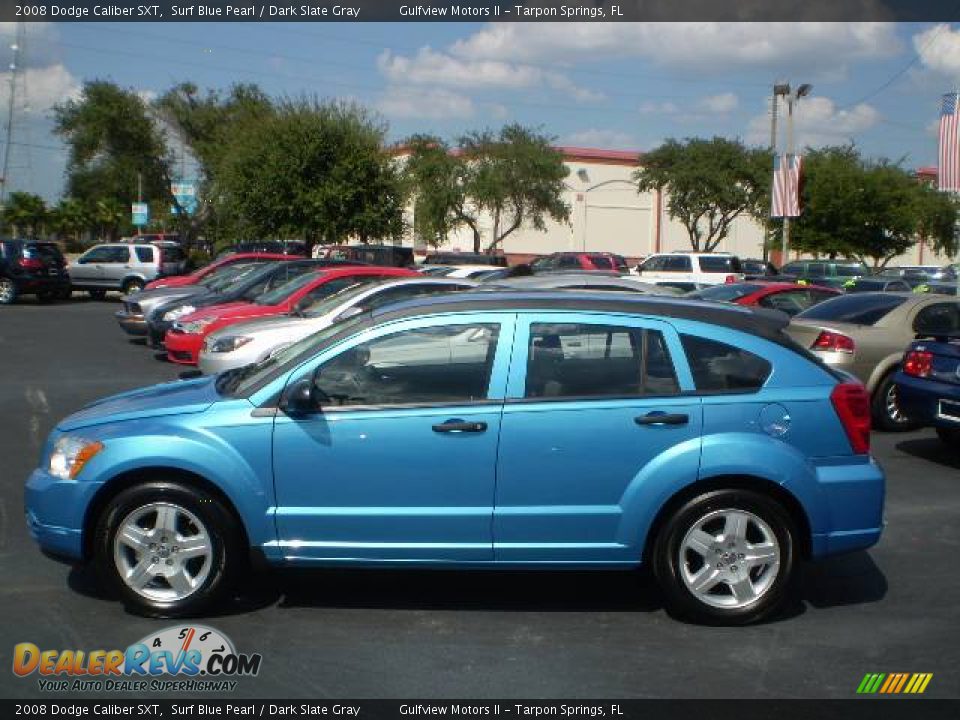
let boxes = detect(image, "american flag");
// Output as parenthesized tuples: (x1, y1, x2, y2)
(939, 93, 960, 192)
(771, 154, 802, 218)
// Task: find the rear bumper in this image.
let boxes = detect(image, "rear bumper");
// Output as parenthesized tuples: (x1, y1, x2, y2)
(114, 310, 147, 336)
(896, 372, 960, 430)
(810, 457, 885, 558)
(12, 274, 70, 294)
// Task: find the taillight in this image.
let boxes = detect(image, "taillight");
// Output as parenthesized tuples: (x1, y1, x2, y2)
(725, 275, 736, 284)
(17, 258, 43, 271)
(903, 350, 933, 378)
(812, 330, 855, 354)
(830, 382, 871, 454)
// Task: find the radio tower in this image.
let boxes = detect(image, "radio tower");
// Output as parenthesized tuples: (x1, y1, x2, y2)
(0, 22, 26, 206)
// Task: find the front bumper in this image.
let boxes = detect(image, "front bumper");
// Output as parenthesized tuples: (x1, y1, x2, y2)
(165, 329, 203, 365)
(810, 457, 885, 558)
(114, 310, 147, 336)
(146, 318, 173, 348)
(25, 468, 102, 561)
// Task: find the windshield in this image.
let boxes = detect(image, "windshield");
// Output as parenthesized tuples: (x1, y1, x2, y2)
(204, 263, 263, 292)
(688, 283, 762, 302)
(255, 270, 324, 305)
(302, 282, 369, 318)
(835, 264, 867, 277)
(222, 313, 370, 397)
(796, 293, 907, 325)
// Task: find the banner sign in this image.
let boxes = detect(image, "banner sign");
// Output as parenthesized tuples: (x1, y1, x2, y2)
(131, 202, 149, 226)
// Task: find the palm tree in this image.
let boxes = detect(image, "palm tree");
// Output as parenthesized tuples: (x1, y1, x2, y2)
(50, 198, 92, 244)
(2, 192, 48, 237)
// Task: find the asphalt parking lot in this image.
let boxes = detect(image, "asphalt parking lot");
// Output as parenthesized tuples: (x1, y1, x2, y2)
(1, 296, 958, 699)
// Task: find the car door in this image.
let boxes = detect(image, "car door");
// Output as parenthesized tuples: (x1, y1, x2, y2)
(271, 312, 516, 561)
(494, 314, 702, 563)
(97, 245, 134, 287)
(71, 246, 120, 285)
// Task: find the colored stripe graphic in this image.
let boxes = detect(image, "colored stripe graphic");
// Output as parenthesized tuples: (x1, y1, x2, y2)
(857, 673, 933, 694)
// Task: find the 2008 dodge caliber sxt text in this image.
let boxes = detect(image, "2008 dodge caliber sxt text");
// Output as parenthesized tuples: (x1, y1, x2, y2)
(25, 292, 885, 625)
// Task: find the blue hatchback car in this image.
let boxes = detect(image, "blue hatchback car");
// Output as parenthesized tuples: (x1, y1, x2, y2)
(25, 292, 885, 624)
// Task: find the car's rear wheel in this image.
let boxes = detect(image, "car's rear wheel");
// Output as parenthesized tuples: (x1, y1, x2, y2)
(37, 290, 56, 303)
(122, 278, 145, 295)
(872, 373, 921, 432)
(57, 287, 73, 300)
(88, 289, 107, 300)
(0, 277, 18, 305)
(652, 489, 796, 625)
(936, 427, 960, 449)
(94, 482, 242, 617)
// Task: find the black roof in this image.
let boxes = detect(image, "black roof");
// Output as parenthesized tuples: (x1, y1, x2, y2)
(369, 290, 791, 344)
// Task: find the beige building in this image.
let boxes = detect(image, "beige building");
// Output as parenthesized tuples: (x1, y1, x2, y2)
(401, 147, 957, 268)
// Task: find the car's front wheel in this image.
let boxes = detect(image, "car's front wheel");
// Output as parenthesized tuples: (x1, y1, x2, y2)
(0, 277, 18, 305)
(872, 373, 921, 432)
(652, 489, 797, 625)
(88, 289, 107, 300)
(93, 482, 242, 617)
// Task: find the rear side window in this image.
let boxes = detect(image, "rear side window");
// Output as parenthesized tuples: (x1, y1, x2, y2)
(525, 323, 679, 399)
(588, 255, 613, 270)
(689, 284, 761, 302)
(161, 247, 185, 262)
(557, 255, 581, 269)
(797, 294, 907, 325)
(835, 264, 865, 277)
(663, 256, 693, 272)
(698, 256, 742, 273)
(680, 334, 771, 393)
(134, 246, 155, 263)
(913, 302, 960, 335)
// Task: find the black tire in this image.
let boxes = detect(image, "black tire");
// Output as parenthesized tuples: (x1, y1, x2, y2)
(652, 489, 797, 626)
(88, 289, 107, 300)
(57, 287, 73, 300)
(93, 481, 243, 617)
(872, 372, 921, 432)
(37, 290, 56, 304)
(122, 278, 145, 295)
(0, 277, 18, 305)
(936, 426, 960, 450)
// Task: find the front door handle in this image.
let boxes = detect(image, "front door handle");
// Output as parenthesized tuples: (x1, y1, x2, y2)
(635, 412, 689, 426)
(432, 419, 488, 433)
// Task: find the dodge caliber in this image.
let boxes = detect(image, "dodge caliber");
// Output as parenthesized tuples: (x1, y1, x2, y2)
(25, 292, 885, 625)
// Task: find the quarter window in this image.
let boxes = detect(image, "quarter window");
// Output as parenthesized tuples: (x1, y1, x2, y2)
(913, 302, 960, 335)
(524, 323, 679, 399)
(680, 334, 771, 393)
(313, 324, 500, 407)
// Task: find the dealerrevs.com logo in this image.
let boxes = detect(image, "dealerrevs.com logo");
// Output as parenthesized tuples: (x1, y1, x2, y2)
(12, 625, 262, 692)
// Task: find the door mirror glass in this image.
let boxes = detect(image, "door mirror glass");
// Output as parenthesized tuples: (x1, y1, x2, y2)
(281, 377, 320, 415)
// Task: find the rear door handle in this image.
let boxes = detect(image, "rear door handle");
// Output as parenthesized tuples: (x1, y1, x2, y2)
(432, 419, 488, 433)
(635, 412, 689, 426)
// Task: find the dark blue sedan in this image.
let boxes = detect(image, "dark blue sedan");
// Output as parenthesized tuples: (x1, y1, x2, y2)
(896, 330, 960, 448)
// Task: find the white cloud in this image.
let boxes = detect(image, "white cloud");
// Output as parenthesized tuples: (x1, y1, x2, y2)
(451, 22, 900, 72)
(701, 92, 738, 113)
(914, 24, 960, 76)
(747, 96, 880, 148)
(639, 101, 679, 115)
(0, 63, 80, 114)
(377, 87, 475, 120)
(562, 129, 638, 149)
(0, 22, 62, 69)
(377, 47, 600, 103)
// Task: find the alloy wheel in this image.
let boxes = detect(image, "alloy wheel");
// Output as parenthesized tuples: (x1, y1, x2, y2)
(0, 278, 15, 304)
(679, 508, 781, 609)
(112, 502, 213, 602)
(885, 383, 908, 425)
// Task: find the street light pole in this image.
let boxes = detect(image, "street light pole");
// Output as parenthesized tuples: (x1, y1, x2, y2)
(780, 83, 812, 264)
(770, 83, 791, 264)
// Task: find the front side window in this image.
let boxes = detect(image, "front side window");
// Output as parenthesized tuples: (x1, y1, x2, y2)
(83, 246, 129, 263)
(312, 324, 500, 407)
(524, 323, 679, 399)
(663, 256, 693, 272)
(680, 334, 771, 393)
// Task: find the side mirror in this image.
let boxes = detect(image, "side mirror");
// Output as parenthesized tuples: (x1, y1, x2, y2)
(280, 376, 320, 416)
(336, 305, 364, 322)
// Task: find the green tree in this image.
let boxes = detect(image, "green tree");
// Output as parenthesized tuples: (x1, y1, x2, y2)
(213, 98, 405, 250)
(53, 80, 173, 228)
(1, 192, 48, 236)
(913, 180, 960, 259)
(405, 125, 570, 253)
(92, 198, 128, 242)
(49, 198, 92, 244)
(633, 137, 771, 252)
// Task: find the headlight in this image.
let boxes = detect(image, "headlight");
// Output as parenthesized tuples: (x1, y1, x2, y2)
(163, 304, 195, 322)
(179, 317, 215, 334)
(48, 436, 104, 480)
(205, 335, 253, 353)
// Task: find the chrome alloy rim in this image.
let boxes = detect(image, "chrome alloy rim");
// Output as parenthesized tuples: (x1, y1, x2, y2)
(679, 508, 780, 609)
(113, 502, 213, 602)
(0, 278, 15, 303)
(886, 383, 908, 424)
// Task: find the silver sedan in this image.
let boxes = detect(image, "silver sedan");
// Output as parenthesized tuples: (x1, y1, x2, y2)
(198, 277, 477, 375)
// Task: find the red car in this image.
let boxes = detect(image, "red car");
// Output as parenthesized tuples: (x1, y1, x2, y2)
(164, 266, 417, 365)
(688, 281, 841, 315)
(530, 252, 630, 273)
(144, 252, 294, 290)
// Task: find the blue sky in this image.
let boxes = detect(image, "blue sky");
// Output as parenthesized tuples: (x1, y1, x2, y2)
(3, 21, 960, 202)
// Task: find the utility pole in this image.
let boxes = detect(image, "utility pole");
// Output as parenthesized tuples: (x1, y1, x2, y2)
(781, 83, 812, 264)
(767, 88, 781, 263)
(136, 172, 142, 237)
(0, 23, 25, 207)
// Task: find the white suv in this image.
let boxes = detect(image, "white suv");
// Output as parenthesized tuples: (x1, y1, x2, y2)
(637, 252, 745, 286)
(69, 243, 180, 299)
